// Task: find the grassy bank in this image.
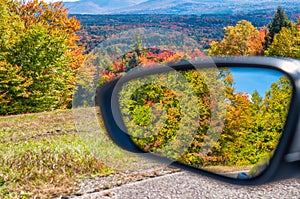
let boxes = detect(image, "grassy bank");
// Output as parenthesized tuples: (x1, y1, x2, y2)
(0, 109, 142, 198)
(203, 165, 253, 173)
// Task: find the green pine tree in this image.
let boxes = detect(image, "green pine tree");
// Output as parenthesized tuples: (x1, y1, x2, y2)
(266, 7, 292, 47)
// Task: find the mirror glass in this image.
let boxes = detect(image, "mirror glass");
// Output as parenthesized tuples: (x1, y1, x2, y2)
(117, 67, 293, 179)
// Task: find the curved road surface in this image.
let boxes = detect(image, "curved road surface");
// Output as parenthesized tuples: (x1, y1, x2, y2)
(74, 171, 300, 199)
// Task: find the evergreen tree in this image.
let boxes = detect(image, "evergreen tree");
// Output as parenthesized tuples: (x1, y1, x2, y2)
(266, 7, 292, 47)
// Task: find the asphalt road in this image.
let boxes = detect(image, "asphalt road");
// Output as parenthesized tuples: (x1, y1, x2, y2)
(76, 171, 300, 199)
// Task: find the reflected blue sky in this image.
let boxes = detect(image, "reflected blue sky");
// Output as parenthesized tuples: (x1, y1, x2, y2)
(230, 68, 284, 97)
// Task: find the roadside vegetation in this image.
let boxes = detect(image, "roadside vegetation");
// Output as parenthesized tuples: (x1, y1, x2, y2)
(0, 109, 146, 198)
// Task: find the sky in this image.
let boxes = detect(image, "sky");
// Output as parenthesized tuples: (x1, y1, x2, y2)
(43, 0, 79, 2)
(230, 68, 285, 97)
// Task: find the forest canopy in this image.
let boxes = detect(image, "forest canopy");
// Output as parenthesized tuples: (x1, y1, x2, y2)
(208, 7, 299, 59)
(0, 2, 298, 116)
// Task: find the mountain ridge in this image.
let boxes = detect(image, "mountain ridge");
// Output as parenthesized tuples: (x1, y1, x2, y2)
(64, 0, 300, 15)
(65, 0, 146, 14)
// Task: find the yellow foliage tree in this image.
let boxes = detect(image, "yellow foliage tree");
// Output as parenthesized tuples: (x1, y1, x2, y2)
(265, 18, 300, 59)
(208, 20, 264, 56)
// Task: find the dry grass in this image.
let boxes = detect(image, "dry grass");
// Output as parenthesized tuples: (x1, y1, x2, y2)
(203, 165, 253, 173)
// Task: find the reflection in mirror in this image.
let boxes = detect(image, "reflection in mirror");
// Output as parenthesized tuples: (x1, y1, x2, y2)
(117, 67, 292, 179)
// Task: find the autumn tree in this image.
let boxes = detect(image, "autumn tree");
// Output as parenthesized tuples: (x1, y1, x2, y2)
(0, 0, 30, 114)
(0, 0, 85, 115)
(10, 0, 85, 78)
(208, 20, 264, 56)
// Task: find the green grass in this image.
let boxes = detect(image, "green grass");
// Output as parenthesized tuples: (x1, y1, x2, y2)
(0, 108, 143, 198)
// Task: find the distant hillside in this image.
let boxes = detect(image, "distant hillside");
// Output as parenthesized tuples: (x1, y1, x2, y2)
(64, 0, 300, 15)
(64, 0, 146, 14)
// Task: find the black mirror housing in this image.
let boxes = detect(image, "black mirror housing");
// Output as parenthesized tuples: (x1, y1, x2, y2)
(96, 57, 300, 185)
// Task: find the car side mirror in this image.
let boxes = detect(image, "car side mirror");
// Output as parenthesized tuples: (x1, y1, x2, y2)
(96, 57, 300, 185)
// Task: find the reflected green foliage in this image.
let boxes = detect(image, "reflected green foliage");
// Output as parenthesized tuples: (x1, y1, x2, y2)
(119, 71, 202, 159)
(127, 84, 181, 152)
(220, 77, 291, 166)
(118, 68, 292, 177)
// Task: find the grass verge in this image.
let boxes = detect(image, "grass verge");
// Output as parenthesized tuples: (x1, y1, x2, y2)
(0, 109, 143, 198)
(203, 165, 253, 173)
